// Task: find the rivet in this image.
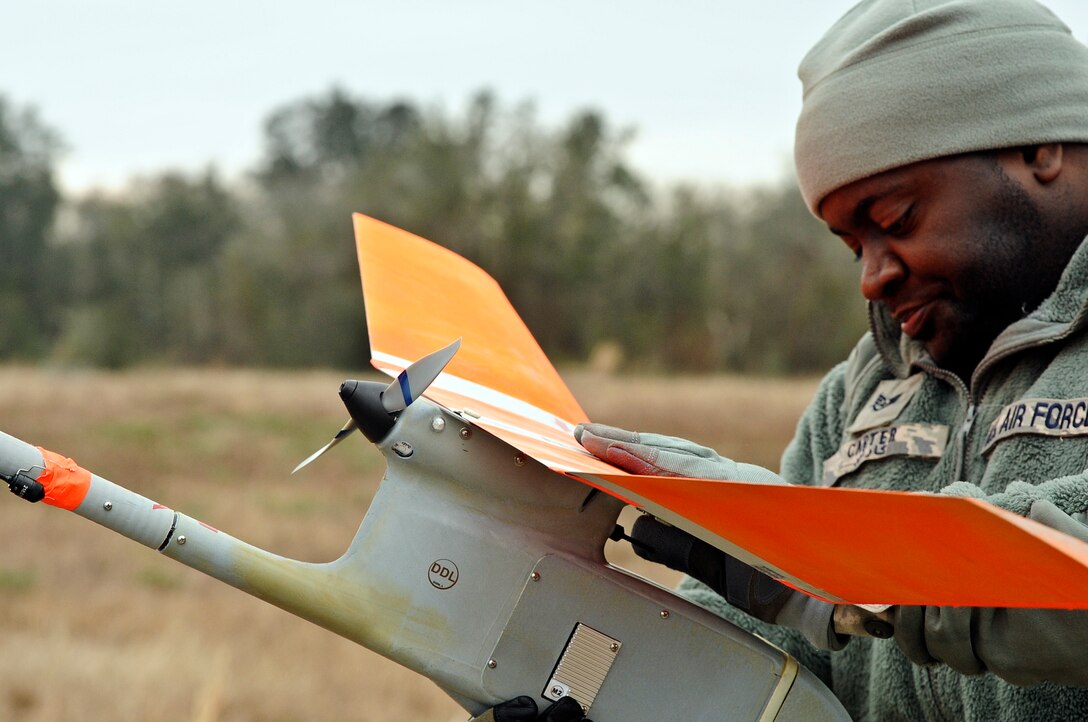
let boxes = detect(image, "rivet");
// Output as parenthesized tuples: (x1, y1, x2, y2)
(659, 610, 670, 619)
(103, 501, 113, 511)
(609, 642, 619, 652)
(459, 427, 472, 440)
(487, 659, 497, 669)
(514, 453, 527, 467)
(177, 535, 187, 546)
(530, 571, 541, 582)
(431, 417, 446, 432)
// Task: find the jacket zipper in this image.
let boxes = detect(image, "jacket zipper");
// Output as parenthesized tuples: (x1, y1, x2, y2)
(958, 403, 977, 481)
(913, 360, 973, 481)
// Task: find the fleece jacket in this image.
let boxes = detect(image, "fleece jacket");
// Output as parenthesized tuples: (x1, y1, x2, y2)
(682, 236, 1088, 721)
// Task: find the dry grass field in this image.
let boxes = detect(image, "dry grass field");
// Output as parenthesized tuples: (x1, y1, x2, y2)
(0, 366, 818, 721)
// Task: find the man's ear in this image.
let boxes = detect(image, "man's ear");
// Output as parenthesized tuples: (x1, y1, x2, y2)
(1023, 143, 1064, 184)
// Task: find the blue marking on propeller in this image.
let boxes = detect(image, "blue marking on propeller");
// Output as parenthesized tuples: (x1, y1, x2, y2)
(398, 371, 412, 408)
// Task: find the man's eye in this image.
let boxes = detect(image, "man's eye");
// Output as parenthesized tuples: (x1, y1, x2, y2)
(882, 207, 914, 236)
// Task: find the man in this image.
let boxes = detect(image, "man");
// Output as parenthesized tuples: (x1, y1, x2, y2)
(577, 0, 1088, 720)
(478, 0, 1088, 719)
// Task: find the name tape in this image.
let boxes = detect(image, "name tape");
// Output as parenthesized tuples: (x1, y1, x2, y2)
(983, 398, 1088, 453)
(823, 423, 949, 486)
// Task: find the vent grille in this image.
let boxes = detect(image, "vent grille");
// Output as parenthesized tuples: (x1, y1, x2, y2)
(543, 623, 621, 711)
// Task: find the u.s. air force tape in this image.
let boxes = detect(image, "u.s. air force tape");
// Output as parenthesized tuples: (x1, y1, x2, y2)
(983, 398, 1088, 454)
(822, 423, 949, 486)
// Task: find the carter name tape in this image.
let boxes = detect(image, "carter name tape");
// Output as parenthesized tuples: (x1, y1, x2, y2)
(823, 423, 948, 486)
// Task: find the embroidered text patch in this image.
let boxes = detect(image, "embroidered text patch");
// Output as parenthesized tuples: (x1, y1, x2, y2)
(823, 423, 949, 486)
(983, 398, 1088, 453)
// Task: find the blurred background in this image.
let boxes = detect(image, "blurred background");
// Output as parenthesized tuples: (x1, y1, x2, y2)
(4, 0, 1084, 374)
(3, 1, 1087, 720)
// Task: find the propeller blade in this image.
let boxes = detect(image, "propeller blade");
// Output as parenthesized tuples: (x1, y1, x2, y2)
(291, 418, 358, 474)
(380, 338, 461, 413)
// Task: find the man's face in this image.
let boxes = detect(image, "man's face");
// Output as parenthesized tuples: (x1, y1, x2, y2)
(819, 152, 1049, 380)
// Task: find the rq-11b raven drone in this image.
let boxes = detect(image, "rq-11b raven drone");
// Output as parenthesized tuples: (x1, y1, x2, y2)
(4, 215, 1088, 720)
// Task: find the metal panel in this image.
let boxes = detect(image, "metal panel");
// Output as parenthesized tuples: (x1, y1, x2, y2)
(484, 554, 849, 720)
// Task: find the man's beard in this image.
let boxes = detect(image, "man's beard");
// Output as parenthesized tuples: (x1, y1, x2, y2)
(928, 164, 1048, 380)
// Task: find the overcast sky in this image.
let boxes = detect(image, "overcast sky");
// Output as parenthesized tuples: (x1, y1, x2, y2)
(5, 0, 1088, 194)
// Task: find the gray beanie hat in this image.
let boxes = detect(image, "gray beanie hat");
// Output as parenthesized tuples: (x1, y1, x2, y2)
(795, 0, 1088, 215)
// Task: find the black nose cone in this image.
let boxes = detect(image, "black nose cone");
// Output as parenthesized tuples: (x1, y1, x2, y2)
(339, 379, 397, 443)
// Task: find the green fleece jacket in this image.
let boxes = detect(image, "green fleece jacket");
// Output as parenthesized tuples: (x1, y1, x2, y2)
(683, 237, 1088, 721)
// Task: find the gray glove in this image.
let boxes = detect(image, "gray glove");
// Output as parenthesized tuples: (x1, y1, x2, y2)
(470, 696, 591, 722)
(574, 423, 786, 483)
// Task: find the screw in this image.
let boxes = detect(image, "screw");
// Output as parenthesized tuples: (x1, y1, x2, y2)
(177, 535, 187, 546)
(530, 571, 541, 582)
(431, 417, 446, 432)
(459, 427, 472, 440)
(514, 453, 527, 467)
(103, 501, 113, 511)
(487, 659, 497, 669)
(609, 642, 619, 652)
(660, 610, 670, 619)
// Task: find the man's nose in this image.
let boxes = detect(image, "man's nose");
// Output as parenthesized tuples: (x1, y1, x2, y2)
(859, 244, 906, 301)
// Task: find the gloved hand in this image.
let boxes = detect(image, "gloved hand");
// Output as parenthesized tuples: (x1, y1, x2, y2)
(574, 423, 786, 483)
(470, 696, 591, 722)
(574, 422, 789, 622)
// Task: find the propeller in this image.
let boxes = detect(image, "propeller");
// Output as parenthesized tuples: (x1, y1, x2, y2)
(292, 338, 462, 474)
(379, 338, 462, 413)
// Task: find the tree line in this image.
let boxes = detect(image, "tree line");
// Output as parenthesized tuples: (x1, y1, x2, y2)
(0, 89, 866, 374)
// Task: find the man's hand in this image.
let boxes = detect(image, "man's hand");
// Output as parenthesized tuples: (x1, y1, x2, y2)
(574, 422, 785, 483)
(470, 696, 591, 722)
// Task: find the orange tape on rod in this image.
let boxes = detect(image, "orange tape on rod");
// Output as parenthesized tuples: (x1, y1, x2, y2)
(36, 448, 92, 510)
